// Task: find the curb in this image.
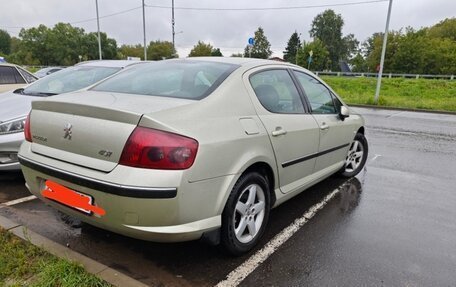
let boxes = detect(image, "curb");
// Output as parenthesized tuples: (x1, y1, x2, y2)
(349, 104, 456, 116)
(0, 215, 148, 287)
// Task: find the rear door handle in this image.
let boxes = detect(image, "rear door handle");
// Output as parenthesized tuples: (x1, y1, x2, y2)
(320, 123, 330, 131)
(272, 127, 287, 137)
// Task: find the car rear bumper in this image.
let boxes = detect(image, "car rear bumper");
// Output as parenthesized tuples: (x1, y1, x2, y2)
(0, 132, 23, 170)
(18, 142, 234, 242)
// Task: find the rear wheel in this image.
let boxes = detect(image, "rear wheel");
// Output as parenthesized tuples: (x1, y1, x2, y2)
(338, 133, 368, 178)
(221, 172, 270, 255)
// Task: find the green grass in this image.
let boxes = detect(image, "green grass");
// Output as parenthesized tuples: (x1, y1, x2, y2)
(321, 76, 456, 112)
(0, 228, 111, 287)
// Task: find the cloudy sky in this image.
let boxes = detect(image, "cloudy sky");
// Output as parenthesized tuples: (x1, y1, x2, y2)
(1, 0, 455, 57)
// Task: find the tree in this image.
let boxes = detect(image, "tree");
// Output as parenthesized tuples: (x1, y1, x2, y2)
(118, 44, 144, 60)
(296, 39, 329, 71)
(211, 48, 223, 57)
(342, 33, 360, 61)
(17, 24, 52, 65)
(283, 31, 301, 64)
(350, 53, 368, 72)
(8, 23, 118, 65)
(428, 18, 456, 41)
(243, 27, 272, 59)
(189, 41, 213, 57)
(0, 29, 11, 55)
(46, 23, 86, 65)
(147, 40, 176, 60)
(83, 32, 118, 61)
(309, 9, 345, 70)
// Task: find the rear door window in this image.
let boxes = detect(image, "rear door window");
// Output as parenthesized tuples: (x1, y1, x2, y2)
(0, 66, 25, 84)
(250, 69, 305, 114)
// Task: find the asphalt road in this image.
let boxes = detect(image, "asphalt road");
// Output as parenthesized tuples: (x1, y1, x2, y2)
(1, 107, 455, 286)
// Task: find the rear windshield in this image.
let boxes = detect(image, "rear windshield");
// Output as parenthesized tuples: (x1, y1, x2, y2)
(22, 66, 120, 96)
(91, 60, 239, 100)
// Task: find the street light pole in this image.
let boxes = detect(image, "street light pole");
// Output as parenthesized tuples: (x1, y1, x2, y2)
(95, 0, 102, 60)
(142, 0, 147, 60)
(374, 0, 393, 104)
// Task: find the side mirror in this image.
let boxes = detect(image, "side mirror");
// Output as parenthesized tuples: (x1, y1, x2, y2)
(339, 106, 349, 121)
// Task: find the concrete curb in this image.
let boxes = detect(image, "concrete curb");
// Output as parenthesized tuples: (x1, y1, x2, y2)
(0, 214, 148, 287)
(349, 104, 456, 116)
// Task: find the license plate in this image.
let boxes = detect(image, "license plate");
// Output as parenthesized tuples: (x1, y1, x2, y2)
(41, 180, 105, 216)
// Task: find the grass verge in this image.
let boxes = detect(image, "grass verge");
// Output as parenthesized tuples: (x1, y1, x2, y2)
(0, 227, 111, 287)
(321, 76, 456, 112)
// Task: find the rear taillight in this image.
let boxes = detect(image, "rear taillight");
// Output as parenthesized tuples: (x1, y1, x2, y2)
(24, 112, 32, 142)
(119, 127, 198, 170)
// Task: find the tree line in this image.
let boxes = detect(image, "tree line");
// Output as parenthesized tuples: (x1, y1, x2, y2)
(0, 11, 455, 75)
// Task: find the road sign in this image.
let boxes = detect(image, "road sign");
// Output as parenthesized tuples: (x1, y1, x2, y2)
(248, 37, 255, 45)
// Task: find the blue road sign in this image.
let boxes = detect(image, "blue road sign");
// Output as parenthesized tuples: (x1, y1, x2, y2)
(248, 37, 255, 45)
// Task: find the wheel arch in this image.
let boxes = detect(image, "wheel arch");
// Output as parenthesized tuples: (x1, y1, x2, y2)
(242, 162, 277, 208)
(357, 126, 365, 135)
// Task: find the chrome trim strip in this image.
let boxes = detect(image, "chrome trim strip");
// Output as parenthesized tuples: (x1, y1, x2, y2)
(18, 155, 177, 199)
(282, 143, 350, 168)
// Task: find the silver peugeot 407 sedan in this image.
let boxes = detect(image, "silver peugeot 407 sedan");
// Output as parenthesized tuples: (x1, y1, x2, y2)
(18, 58, 368, 255)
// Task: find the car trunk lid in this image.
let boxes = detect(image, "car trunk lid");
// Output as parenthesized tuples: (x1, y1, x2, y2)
(29, 91, 195, 172)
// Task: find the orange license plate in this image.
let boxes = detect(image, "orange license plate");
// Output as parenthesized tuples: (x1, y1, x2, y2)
(41, 180, 105, 216)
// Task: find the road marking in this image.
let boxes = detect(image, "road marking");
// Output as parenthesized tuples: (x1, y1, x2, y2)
(1, 195, 37, 207)
(370, 154, 382, 163)
(216, 186, 342, 287)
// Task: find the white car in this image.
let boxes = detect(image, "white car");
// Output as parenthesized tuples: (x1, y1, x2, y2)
(19, 58, 368, 255)
(0, 63, 37, 93)
(0, 60, 144, 170)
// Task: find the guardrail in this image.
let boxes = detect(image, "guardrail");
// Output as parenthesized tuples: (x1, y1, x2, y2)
(314, 71, 455, 80)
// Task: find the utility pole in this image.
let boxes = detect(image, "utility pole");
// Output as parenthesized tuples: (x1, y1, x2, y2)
(374, 0, 393, 104)
(95, 0, 102, 60)
(172, 0, 175, 52)
(142, 0, 147, 60)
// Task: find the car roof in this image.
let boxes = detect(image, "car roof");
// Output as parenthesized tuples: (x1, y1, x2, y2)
(75, 60, 146, 68)
(0, 63, 21, 68)
(164, 57, 298, 70)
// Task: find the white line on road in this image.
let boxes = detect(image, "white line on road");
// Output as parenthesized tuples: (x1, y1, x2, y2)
(370, 154, 382, 163)
(1, 195, 37, 207)
(215, 186, 343, 287)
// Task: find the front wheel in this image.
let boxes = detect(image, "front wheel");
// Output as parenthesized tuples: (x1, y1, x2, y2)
(221, 172, 270, 256)
(338, 133, 368, 178)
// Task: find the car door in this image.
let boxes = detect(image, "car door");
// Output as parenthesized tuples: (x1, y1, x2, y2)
(292, 71, 354, 173)
(246, 68, 320, 194)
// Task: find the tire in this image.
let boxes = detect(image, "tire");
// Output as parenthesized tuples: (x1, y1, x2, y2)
(338, 133, 368, 178)
(221, 172, 271, 256)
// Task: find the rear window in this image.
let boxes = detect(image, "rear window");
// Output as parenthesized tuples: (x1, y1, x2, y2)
(91, 60, 239, 100)
(23, 66, 120, 96)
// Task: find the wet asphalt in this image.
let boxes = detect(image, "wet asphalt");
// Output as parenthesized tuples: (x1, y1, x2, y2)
(0, 107, 455, 286)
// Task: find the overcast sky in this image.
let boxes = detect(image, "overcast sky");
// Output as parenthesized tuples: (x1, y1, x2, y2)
(1, 0, 455, 58)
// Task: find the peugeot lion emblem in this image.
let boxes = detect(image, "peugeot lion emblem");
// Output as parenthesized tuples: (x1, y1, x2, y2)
(63, 123, 72, 140)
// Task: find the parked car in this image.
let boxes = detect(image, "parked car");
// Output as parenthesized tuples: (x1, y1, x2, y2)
(34, 67, 64, 78)
(18, 58, 368, 255)
(0, 63, 37, 93)
(0, 60, 145, 170)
